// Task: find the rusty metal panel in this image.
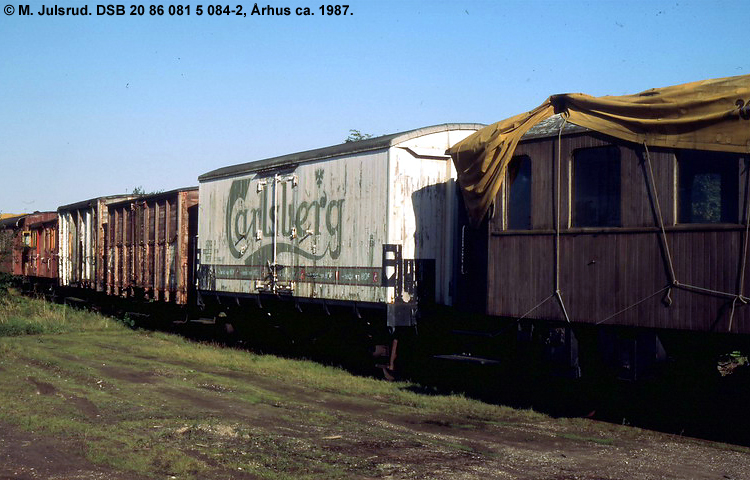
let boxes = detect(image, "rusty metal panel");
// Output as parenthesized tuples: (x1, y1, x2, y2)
(103, 188, 197, 305)
(23, 213, 58, 279)
(0, 218, 18, 275)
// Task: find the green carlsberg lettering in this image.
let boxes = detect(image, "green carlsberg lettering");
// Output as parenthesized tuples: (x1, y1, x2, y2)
(225, 176, 345, 261)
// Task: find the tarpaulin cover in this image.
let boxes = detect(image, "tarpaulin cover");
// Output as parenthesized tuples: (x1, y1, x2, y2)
(449, 74, 750, 226)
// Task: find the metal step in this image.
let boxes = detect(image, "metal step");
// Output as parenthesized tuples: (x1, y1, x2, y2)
(189, 317, 217, 325)
(63, 297, 87, 306)
(433, 354, 501, 366)
(451, 329, 503, 338)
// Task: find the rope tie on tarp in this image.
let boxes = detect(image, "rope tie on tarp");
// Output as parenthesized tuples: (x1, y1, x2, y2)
(509, 119, 571, 327)
(728, 165, 750, 331)
(642, 142, 677, 307)
(555, 117, 571, 323)
(516, 293, 556, 321)
(596, 286, 671, 326)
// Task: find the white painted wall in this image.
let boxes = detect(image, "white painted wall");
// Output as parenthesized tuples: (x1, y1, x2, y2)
(198, 126, 479, 309)
(198, 150, 389, 304)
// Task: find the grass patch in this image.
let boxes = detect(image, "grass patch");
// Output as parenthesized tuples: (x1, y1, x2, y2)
(557, 432, 615, 446)
(0, 290, 124, 337)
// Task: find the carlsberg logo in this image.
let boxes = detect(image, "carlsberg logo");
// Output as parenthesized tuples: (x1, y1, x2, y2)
(225, 175, 344, 261)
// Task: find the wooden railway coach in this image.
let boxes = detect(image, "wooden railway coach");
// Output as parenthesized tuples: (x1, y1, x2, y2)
(459, 115, 750, 334)
(449, 75, 750, 377)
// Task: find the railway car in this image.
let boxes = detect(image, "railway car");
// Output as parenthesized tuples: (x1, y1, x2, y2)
(0, 215, 24, 276)
(57, 195, 136, 294)
(0, 212, 58, 287)
(104, 188, 198, 305)
(21, 213, 58, 282)
(448, 74, 750, 379)
(195, 124, 483, 363)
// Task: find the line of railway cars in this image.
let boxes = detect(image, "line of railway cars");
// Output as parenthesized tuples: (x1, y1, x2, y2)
(2, 75, 749, 383)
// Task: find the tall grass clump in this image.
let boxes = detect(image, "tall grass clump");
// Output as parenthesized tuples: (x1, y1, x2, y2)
(0, 290, 123, 336)
(0, 272, 16, 296)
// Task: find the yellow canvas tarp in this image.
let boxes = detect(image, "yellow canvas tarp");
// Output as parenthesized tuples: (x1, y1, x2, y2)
(449, 74, 750, 226)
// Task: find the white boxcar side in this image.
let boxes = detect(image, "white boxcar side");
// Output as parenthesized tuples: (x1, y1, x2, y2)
(197, 124, 482, 326)
(58, 195, 136, 291)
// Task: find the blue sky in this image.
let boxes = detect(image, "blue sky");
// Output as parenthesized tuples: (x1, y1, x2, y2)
(0, 0, 747, 213)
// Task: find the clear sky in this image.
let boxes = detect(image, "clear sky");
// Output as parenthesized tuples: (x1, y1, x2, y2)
(0, 0, 747, 214)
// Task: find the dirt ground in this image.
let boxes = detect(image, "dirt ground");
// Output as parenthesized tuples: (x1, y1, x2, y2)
(0, 425, 150, 480)
(1, 358, 749, 480)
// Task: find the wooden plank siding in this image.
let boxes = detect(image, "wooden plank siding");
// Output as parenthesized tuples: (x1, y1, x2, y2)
(485, 131, 750, 335)
(58, 196, 135, 291)
(105, 188, 198, 305)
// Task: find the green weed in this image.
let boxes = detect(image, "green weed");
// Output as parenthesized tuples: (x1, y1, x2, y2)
(558, 432, 615, 446)
(0, 291, 123, 336)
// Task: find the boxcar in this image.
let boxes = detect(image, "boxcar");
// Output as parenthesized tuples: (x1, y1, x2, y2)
(0, 212, 57, 282)
(0, 215, 24, 275)
(21, 213, 58, 280)
(105, 188, 198, 305)
(196, 124, 483, 328)
(58, 195, 136, 292)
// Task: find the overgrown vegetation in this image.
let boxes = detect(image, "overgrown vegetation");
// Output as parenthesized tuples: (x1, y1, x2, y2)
(718, 350, 749, 376)
(0, 272, 14, 296)
(344, 129, 373, 143)
(130, 186, 164, 195)
(0, 289, 124, 336)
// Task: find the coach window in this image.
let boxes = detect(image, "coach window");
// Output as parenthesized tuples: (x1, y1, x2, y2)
(573, 146, 621, 227)
(507, 155, 532, 229)
(678, 150, 739, 224)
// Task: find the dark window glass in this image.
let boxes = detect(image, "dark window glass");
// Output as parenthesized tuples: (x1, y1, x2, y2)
(678, 151, 739, 223)
(507, 155, 531, 229)
(573, 146, 621, 227)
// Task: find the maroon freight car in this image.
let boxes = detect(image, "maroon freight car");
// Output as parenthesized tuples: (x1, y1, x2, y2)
(0, 215, 23, 275)
(0, 212, 58, 281)
(22, 213, 58, 280)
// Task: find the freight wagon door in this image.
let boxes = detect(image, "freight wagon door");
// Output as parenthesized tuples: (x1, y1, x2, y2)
(257, 171, 298, 294)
